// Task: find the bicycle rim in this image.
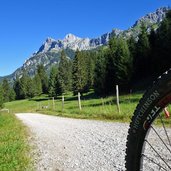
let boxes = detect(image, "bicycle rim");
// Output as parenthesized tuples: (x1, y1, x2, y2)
(140, 107, 171, 170)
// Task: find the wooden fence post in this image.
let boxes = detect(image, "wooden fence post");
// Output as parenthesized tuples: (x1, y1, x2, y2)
(62, 95, 64, 112)
(116, 85, 120, 114)
(52, 97, 55, 110)
(129, 89, 132, 103)
(101, 98, 104, 109)
(48, 99, 50, 108)
(78, 92, 82, 111)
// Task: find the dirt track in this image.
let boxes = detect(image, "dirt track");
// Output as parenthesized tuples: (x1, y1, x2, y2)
(16, 113, 128, 171)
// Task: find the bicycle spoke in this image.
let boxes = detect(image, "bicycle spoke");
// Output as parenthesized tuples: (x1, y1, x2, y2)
(145, 140, 171, 169)
(159, 113, 171, 147)
(150, 125, 171, 154)
(142, 154, 168, 171)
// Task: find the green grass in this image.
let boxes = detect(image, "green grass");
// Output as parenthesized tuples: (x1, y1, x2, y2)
(0, 112, 31, 171)
(5, 91, 143, 122)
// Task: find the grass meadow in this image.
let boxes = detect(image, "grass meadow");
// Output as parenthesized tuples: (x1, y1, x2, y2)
(5, 91, 143, 122)
(0, 112, 31, 171)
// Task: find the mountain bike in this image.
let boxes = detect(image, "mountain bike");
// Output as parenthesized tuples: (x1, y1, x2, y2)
(125, 69, 171, 171)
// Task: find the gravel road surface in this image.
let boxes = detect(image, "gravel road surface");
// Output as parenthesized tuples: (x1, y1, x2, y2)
(16, 113, 128, 171)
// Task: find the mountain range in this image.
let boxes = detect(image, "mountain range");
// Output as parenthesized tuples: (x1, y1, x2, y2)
(1, 7, 169, 82)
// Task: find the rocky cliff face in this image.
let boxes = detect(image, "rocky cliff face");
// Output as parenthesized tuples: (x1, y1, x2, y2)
(37, 32, 114, 54)
(3, 7, 170, 81)
(121, 7, 169, 39)
(36, 7, 168, 55)
(133, 7, 168, 27)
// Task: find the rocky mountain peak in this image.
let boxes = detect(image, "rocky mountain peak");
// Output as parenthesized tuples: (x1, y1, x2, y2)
(37, 6, 170, 55)
(45, 37, 55, 43)
(133, 7, 169, 27)
(64, 33, 80, 42)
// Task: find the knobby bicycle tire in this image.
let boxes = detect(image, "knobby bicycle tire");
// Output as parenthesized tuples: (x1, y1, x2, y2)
(125, 69, 171, 171)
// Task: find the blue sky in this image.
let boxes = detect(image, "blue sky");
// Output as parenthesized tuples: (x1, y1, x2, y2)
(0, 0, 170, 76)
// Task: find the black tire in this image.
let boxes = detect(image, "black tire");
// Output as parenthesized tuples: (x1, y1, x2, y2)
(125, 69, 171, 171)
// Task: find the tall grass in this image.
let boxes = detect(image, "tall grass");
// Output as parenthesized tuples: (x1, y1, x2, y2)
(0, 112, 31, 171)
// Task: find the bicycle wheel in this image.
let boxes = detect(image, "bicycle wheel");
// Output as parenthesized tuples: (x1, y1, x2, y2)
(125, 70, 171, 171)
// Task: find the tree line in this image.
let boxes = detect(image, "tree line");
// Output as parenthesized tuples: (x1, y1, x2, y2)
(0, 10, 171, 108)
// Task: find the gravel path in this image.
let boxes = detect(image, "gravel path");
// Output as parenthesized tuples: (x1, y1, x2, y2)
(16, 113, 128, 171)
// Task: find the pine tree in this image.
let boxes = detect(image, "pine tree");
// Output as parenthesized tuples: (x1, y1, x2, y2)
(20, 72, 30, 99)
(9, 88, 16, 101)
(0, 85, 4, 108)
(33, 73, 42, 96)
(14, 73, 40, 99)
(113, 38, 132, 91)
(105, 38, 118, 94)
(127, 36, 136, 63)
(14, 76, 22, 99)
(154, 10, 171, 74)
(134, 23, 150, 80)
(37, 64, 48, 94)
(148, 28, 157, 76)
(127, 36, 136, 83)
(94, 49, 108, 95)
(48, 66, 57, 97)
(26, 77, 35, 98)
(84, 51, 96, 90)
(57, 50, 72, 95)
(72, 50, 88, 95)
(105, 37, 132, 93)
(2, 79, 11, 102)
(0, 79, 16, 102)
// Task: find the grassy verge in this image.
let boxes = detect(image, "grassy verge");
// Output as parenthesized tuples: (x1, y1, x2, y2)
(5, 91, 143, 122)
(0, 112, 31, 171)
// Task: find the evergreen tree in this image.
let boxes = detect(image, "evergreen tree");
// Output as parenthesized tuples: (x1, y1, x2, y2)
(19, 72, 30, 99)
(154, 10, 171, 74)
(14, 73, 41, 99)
(57, 50, 72, 95)
(1, 79, 16, 102)
(127, 36, 136, 64)
(0, 85, 4, 108)
(72, 50, 88, 95)
(105, 37, 118, 94)
(14, 76, 22, 99)
(26, 77, 35, 98)
(114, 38, 132, 91)
(127, 36, 137, 83)
(2, 79, 11, 102)
(84, 51, 96, 90)
(105, 37, 132, 93)
(33, 73, 42, 96)
(134, 24, 150, 80)
(48, 66, 57, 97)
(9, 88, 16, 101)
(94, 49, 108, 95)
(148, 28, 158, 76)
(37, 64, 48, 94)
